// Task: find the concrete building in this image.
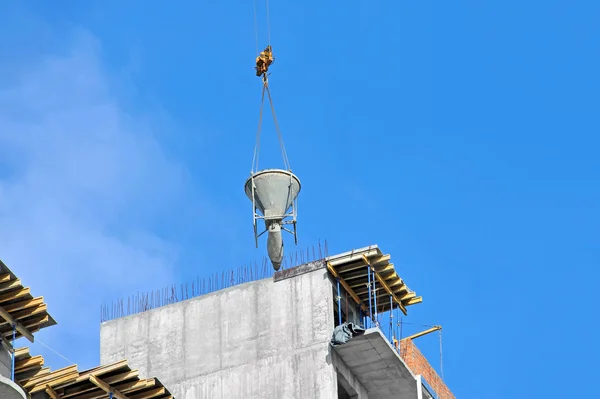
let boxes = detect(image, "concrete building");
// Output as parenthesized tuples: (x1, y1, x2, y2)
(100, 245, 454, 399)
(0, 260, 175, 399)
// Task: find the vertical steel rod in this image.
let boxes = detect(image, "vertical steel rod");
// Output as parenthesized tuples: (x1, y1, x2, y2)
(336, 278, 342, 325)
(389, 294, 393, 340)
(358, 306, 362, 327)
(11, 324, 16, 381)
(372, 268, 378, 327)
(366, 265, 373, 328)
(367, 265, 373, 328)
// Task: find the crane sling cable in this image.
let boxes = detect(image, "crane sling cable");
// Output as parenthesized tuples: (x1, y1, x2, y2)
(251, 0, 288, 173)
(250, 57, 291, 174)
(253, 0, 272, 52)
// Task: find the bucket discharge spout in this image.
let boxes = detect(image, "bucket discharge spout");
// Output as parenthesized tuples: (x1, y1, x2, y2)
(266, 220, 283, 270)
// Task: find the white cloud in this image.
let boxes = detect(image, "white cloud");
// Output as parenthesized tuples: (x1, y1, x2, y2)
(0, 31, 186, 369)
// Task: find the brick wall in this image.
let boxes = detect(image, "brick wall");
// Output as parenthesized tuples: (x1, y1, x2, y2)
(400, 338, 455, 399)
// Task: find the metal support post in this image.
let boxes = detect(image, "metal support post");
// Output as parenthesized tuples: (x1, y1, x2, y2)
(389, 294, 393, 339)
(372, 267, 378, 327)
(367, 265, 373, 328)
(399, 314, 403, 356)
(11, 324, 16, 381)
(358, 306, 363, 327)
(336, 278, 342, 326)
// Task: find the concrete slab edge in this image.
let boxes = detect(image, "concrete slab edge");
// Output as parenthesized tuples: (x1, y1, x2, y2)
(273, 259, 326, 282)
(0, 375, 26, 399)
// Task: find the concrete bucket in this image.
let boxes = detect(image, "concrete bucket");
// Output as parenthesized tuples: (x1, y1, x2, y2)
(245, 169, 301, 271)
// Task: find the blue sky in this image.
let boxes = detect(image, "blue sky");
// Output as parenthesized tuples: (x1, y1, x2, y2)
(0, 1, 598, 397)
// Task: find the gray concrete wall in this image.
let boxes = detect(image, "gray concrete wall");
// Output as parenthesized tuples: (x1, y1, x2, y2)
(100, 266, 338, 399)
(0, 346, 11, 379)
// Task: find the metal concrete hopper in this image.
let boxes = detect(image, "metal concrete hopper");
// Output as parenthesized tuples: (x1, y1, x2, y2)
(245, 169, 301, 271)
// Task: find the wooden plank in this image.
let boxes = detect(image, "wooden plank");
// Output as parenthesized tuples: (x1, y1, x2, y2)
(17, 367, 51, 386)
(76, 387, 124, 399)
(3, 297, 44, 313)
(373, 272, 407, 315)
(15, 355, 44, 371)
(0, 313, 45, 341)
(129, 387, 165, 399)
(0, 288, 34, 342)
(334, 256, 369, 274)
(24, 365, 78, 389)
(116, 378, 155, 394)
(0, 304, 48, 327)
(398, 292, 416, 301)
(14, 347, 30, 358)
(405, 296, 423, 306)
(77, 359, 129, 382)
(62, 370, 139, 399)
(0, 278, 21, 293)
(30, 370, 80, 393)
(363, 254, 408, 316)
(0, 273, 10, 283)
(103, 370, 140, 385)
(0, 287, 30, 303)
(371, 254, 392, 265)
(73, 388, 112, 399)
(89, 374, 129, 399)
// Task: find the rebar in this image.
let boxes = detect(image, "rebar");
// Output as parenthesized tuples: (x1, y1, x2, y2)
(100, 239, 330, 322)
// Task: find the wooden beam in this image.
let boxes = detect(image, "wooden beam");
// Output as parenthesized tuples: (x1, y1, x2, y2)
(103, 370, 140, 385)
(0, 287, 30, 302)
(374, 263, 396, 274)
(129, 387, 165, 399)
(327, 262, 368, 312)
(0, 304, 34, 342)
(0, 273, 10, 283)
(116, 378, 155, 394)
(46, 385, 60, 399)
(15, 355, 44, 372)
(335, 259, 369, 274)
(3, 297, 44, 313)
(89, 374, 128, 399)
(2, 318, 44, 339)
(0, 304, 48, 329)
(17, 367, 51, 386)
(0, 278, 21, 293)
(26, 365, 79, 391)
(0, 329, 13, 352)
(365, 255, 408, 315)
(14, 347, 29, 358)
(76, 359, 129, 382)
(398, 292, 416, 301)
(371, 254, 392, 265)
(404, 326, 441, 341)
(405, 296, 423, 306)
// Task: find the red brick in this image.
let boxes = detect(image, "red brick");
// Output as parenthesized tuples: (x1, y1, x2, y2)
(400, 338, 455, 399)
